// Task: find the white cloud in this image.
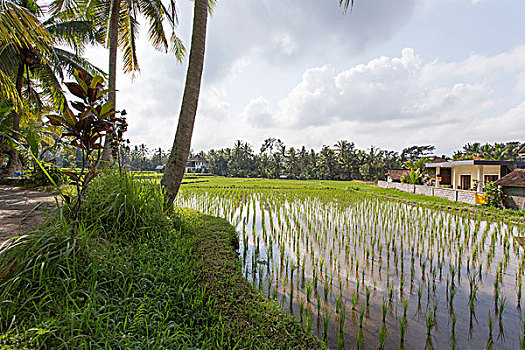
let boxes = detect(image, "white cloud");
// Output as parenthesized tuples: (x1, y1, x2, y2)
(246, 46, 525, 154)
(242, 97, 274, 128)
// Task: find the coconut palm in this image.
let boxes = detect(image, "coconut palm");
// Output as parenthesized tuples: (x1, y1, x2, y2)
(161, 0, 355, 204)
(0, 0, 102, 176)
(81, 0, 185, 161)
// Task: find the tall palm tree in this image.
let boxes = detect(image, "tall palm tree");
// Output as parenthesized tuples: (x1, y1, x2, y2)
(161, 0, 209, 204)
(87, 0, 185, 161)
(161, 0, 354, 204)
(0, 0, 101, 176)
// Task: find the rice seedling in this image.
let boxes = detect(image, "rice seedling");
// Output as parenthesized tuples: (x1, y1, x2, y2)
(399, 317, 407, 345)
(426, 309, 435, 337)
(322, 307, 331, 341)
(487, 311, 494, 350)
(359, 304, 365, 328)
(176, 181, 525, 349)
(382, 298, 388, 322)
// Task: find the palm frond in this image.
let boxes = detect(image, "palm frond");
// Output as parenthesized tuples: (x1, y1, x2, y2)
(47, 0, 76, 16)
(0, 1, 52, 54)
(139, 0, 168, 52)
(339, 0, 354, 13)
(32, 63, 67, 112)
(0, 69, 22, 113)
(53, 47, 106, 77)
(169, 32, 185, 63)
(46, 20, 98, 52)
(0, 43, 20, 77)
(119, 7, 140, 75)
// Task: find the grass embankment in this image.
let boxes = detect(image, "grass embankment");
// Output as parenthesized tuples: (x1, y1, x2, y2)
(0, 172, 323, 349)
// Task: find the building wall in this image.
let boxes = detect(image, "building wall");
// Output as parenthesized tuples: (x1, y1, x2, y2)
(433, 187, 457, 201)
(503, 195, 525, 210)
(378, 181, 477, 205)
(414, 185, 433, 196)
(452, 165, 500, 190)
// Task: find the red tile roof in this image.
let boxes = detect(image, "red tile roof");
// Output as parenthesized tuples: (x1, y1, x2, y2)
(494, 169, 525, 187)
(385, 169, 410, 181)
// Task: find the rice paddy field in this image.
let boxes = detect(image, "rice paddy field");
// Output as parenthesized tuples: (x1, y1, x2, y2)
(175, 177, 525, 349)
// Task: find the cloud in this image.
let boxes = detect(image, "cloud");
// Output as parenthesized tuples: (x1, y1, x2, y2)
(203, 0, 417, 83)
(242, 97, 274, 128)
(247, 45, 525, 154)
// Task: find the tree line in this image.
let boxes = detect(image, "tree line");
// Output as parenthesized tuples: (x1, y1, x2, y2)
(197, 140, 522, 181)
(98, 140, 517, 181)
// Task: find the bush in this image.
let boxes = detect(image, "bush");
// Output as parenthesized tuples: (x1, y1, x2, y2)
(29, 162, 65, 186)
(484, 181, 503, 208)
(80, 170, 170, 240)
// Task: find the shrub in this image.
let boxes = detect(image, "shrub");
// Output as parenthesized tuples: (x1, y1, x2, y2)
(29, 162, 65, 186)
(484, 181, 503, 208)
(80, 170, 170, 240)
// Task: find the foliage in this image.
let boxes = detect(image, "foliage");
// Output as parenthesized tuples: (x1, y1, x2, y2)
(203, 139, 403, 181)
(0, 173, 320, 349)
(80, 170, 169, 240)
(484, 181, 503, 208)
(47, 70, 127, 216)
(29, 162, 65, 186)
(401, 158, 429, 185)
(401, 145, 435, 162)
(453, 142, 521, 161)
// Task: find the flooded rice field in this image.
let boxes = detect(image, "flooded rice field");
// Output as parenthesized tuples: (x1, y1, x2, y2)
(176, 187, 525, 349)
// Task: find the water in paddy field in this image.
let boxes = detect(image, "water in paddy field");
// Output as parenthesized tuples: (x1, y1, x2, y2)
(176, 187, 525, 349)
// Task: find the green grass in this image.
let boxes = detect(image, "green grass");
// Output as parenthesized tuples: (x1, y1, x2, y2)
(0, 171, 323, 349)
(180, 175, 525, 222)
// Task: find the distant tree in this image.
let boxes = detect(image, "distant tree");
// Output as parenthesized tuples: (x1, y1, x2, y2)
(400, 145, 435, 162)
(317, 145, 337, 180)
(334, 140, 359, 180)
(453, 142, 520, 161)
(401, 158, 429, 185)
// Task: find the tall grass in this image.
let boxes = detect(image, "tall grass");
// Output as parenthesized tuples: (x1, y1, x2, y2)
(0, 171, 218, 348)
(80, 171, 171, 240)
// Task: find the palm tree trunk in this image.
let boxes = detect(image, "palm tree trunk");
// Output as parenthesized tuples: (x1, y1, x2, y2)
(102, 0, 121, 163)
(4, 63, 24, 177)
(161, 0, 208, 205)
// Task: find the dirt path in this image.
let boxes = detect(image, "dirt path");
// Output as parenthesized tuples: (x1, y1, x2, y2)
(0, 185, 58, 242)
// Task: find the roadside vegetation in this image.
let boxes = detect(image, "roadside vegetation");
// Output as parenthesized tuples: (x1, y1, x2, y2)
(0, 171, 323, 349)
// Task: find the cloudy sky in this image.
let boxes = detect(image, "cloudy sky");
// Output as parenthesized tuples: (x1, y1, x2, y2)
(85, 0, 525, 155)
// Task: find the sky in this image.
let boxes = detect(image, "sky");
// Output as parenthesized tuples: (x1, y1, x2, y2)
(84, 0, 525, 156)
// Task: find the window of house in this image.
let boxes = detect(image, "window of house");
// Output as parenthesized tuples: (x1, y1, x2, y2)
(460, 175, 471, 190)
(484, 175, 499, 183)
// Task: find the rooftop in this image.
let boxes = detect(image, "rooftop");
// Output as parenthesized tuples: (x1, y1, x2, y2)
(494, 169, 525, 187)
(425, 160, 525, 168)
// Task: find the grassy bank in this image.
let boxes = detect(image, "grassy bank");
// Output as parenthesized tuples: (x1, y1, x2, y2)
(0, 172, 323, 349)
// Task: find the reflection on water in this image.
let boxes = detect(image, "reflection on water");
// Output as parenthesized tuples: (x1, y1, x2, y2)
(176, 187, 525, 349)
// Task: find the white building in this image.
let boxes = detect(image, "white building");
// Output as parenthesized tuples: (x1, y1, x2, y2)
(185, 155, 209, 173)
(426, 160, 525, 191)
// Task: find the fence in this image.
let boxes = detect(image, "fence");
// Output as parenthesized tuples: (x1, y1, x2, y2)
(377, 181, 477, 205)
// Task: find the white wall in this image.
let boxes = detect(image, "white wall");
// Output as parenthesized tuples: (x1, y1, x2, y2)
(452, 165, 500, 190)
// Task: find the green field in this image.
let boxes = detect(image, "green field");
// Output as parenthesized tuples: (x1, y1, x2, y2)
(179, 175, 524, 222)
(175, 176, 525, 349)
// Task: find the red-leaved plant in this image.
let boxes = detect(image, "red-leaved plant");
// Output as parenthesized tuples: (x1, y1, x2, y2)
(47, 70, 127, 225)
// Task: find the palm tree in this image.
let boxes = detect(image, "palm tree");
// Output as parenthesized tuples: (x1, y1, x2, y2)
(81, 0, 185, 161)
(161, 0, 209, 204)
(0, 0, 101, 176)
(161, 0, 355, 204)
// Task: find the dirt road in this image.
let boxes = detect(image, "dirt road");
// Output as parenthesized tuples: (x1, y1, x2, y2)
(0, 185, 57, 242)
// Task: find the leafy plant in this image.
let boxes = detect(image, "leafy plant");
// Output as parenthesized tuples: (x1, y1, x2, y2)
(29, 162, 65, 186)
(484, 181, 503, 208)
(46, 70, 127, 222)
